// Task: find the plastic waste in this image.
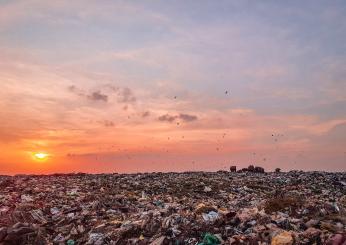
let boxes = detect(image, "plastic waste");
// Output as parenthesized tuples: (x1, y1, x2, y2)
(198, 233, 220, 245)
(202, 211, 219, 222)
(67, 239, 75, 245)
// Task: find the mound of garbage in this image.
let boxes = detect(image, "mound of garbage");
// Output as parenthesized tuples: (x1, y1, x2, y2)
(0, 171, 345, 244)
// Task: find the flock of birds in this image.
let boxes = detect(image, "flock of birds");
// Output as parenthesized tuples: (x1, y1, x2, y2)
(66, 90, 307, 172)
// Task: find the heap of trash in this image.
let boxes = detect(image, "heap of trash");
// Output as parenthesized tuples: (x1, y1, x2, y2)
(0, 170, 345, 244)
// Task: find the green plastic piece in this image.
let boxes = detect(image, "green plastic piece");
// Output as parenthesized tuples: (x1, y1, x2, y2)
(67, 239, 75, 245)
(198, 233, 220, 245)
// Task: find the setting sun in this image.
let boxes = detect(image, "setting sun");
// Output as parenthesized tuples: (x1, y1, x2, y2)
(33, 152, 49, 161)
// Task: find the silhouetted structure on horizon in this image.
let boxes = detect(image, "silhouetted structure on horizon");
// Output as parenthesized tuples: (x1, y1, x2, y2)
(231, 165, 265, 173)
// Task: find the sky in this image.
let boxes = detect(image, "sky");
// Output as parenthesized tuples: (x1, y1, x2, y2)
(0, 0, 345, 174)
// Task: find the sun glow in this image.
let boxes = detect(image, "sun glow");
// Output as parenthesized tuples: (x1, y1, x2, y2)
(33, 152, 49, 161)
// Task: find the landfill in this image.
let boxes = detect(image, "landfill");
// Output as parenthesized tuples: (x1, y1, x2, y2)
(0, 170, 345, 244)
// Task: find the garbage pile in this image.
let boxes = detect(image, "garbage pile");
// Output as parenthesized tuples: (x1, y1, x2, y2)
(0, 171, 345, 244)
(237, 165, 265, 173)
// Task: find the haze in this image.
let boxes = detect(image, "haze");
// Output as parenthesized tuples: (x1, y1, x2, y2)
(0, 0, 345, 174)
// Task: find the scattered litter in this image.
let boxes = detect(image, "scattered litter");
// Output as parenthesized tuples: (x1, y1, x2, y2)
(50, 207, 60, 215)
(0, 171, 345, 243)
(202, 211, 219, 222)
(20, 194, 33, 202)
(198, 233, 220, 245)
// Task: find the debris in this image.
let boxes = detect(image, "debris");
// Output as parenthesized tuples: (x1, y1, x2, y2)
(264, 197, 303, 214)
(50, 207, 60, 215)
(237, 165, 265, 173)
(21, 194, 34, 202)
(150, 235, 166, 245)
(254, 166, 265, 173)
(0, 227, 7, 242)
(53, 233, 65, 243)
(0, 206, 9, 215)
(271, 231, 293, 245)
(0, 172, 344, 243)
(326, 233, 346, 245)
(202, 211, 219, 222)
(305, 219, 319, 228)
(199, 233, 220, 245)
(67, 239, 75, 245)
(195, 203, 217, 214)
(88, 233, 105, 245)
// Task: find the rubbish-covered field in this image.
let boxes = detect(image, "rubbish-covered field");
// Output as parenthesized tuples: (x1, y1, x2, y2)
(0, 171, 345, 244)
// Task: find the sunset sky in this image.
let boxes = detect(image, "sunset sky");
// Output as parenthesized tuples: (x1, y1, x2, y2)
(0, 0, 345, 174)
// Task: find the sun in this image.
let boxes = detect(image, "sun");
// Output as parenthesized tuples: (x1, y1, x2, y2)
(33, 152, 49, 161)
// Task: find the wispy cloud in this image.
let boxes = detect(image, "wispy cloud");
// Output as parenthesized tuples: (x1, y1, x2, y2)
(68, 84, 137, 105)
(158, 113, 198, 123)
(87, 91, 108, 102)
(178, 113, 198, 122)
(117, 87, 136, 104)
(101, 120, 115, 127)
(158, 114, 177, 123)
(141, 111, 150, 118)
